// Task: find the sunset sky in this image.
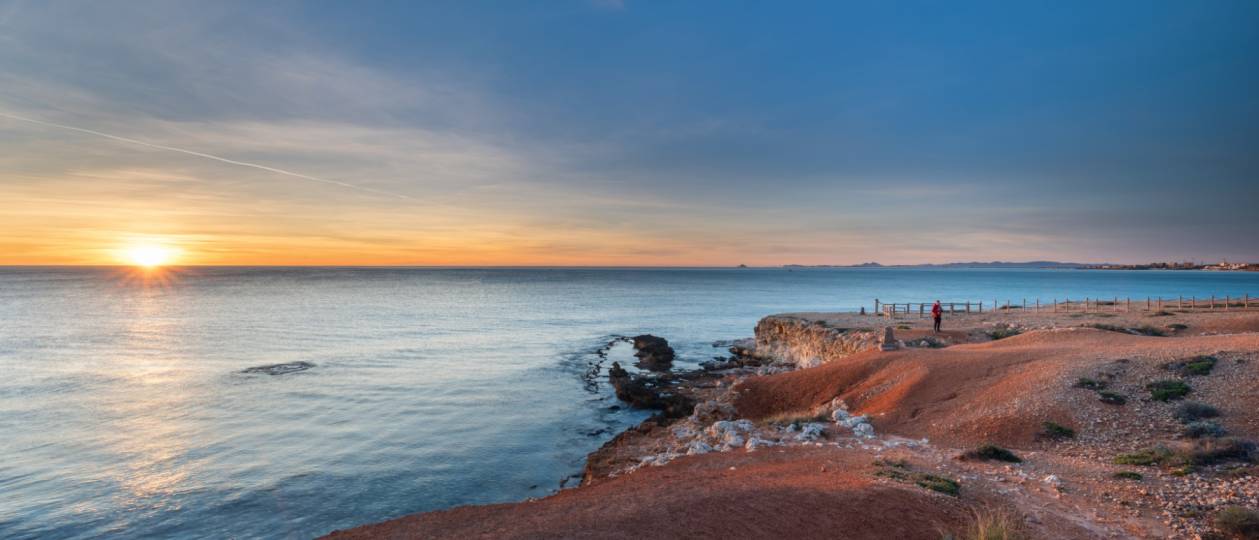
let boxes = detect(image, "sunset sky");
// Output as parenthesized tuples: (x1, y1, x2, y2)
(2, 1, 1257, 266)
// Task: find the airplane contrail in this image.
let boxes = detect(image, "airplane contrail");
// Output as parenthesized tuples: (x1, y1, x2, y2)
(0, 110, 411, 199)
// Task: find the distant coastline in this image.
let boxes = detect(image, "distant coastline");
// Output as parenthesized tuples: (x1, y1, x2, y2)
(780, 260, 1259, 271)
(782, 261, 1090, 269)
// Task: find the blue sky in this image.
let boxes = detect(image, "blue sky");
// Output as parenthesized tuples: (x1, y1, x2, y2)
(1, 1, 1257, 264)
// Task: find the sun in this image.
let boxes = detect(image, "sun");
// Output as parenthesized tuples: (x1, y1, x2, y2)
(125, 245, 178, 268)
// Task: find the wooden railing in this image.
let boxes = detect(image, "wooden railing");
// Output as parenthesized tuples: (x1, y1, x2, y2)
(874, 294, 1256, 317)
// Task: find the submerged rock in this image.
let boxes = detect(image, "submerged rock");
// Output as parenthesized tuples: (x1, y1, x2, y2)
(240, 361, 315, 375)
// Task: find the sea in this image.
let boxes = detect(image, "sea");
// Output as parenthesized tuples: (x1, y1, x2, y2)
(2, 266, 1258, 539)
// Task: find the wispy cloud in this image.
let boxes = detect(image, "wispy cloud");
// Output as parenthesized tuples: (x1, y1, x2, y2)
(0, 110, 412, 199)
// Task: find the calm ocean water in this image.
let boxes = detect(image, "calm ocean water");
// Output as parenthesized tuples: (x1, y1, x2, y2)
(2, 266, 1258, 539)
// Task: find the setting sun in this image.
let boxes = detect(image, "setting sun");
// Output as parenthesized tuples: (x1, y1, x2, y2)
(125, 245, 178, 268)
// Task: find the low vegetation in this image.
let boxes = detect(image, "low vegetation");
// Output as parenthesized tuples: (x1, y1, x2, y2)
(1114, 439, 1256, 468)
(1175, 401, 1221, 423)
(962, 445, 1022, 463)
(1187, 438, 1257, 466)
(986, 326, 1022, 340)
(1165, 355, 1219, 376)
(1149, 310, 1174, 317)
(1098, 391, 1128, 405)
(1114, 447, 1173, 466)
(1185, 421, 1227, 439)
(1038, 421, 1075, 440)
(873, 460, 961, 497)
(761, 408, 827, 426)
(1148, 379, 1192, 401)
(1084, 323, 1167, 336)
(1112, 471, 1143, 481)
(943, 508, 1029, 540)
(1214, 506, 1259, 539)
(1074, 377, 1107, 390)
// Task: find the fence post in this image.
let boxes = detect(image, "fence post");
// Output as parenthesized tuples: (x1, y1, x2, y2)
(1192, 296, 1196, 309)
(1211, 295, 1216, 310)
(1035, 298, 1040, 313)
(1126, 297, 1130, 312)
(966, 301, 971, 313)
(1179, 296, 1183, 309)
(1226, 295, 1230, 311)
(1146, 297, 1150, 310)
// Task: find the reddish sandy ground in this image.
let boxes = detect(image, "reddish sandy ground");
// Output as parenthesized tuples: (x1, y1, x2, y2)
(325, 448, 975, 540)
(324, 313, 1259, 539)
(735, 327, 1259, 448)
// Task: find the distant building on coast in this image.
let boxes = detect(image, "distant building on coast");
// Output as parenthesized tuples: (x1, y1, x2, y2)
(1085, 260, 1259, 271)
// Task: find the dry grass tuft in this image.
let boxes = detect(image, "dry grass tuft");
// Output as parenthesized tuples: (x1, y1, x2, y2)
(942, 508, 1029, 540)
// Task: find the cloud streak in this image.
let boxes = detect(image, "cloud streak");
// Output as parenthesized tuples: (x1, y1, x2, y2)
(0, 110, 412, 200)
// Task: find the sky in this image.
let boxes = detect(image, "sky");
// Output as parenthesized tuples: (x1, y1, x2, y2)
(1, 0, 1257, 266)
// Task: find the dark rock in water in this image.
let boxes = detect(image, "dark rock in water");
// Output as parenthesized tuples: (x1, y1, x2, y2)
(607, 361, 694, 419)
(241, 361, 315, 375)
(727, 338, 757, 358)
(631, 334, 675, 372)
(700, 359, 737, 371)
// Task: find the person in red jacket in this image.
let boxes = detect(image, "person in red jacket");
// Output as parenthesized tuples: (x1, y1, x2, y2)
(931, 300, 943, 332)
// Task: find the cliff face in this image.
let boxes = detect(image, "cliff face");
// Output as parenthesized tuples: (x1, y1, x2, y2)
(753, 316, 882, 368)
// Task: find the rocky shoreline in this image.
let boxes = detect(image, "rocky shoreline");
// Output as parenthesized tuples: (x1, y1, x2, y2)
(326, 309, 1259, 539)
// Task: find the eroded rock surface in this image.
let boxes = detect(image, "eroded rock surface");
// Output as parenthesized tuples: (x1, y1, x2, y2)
(607, 361, 695, 419)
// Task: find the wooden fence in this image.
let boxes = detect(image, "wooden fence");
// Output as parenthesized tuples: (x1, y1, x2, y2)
(874, 294, 1256, 317)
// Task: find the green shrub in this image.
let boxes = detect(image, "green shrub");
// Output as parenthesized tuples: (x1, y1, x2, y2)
(1214, 506, 1259, 539)
(1148, 380, 1191, 401)
(1175, 401, 1221, 423)
(1098, 391, 1127, 405)
(1085, 323, 1166, 336)
(988, 326, 1022, 340)
(1112, 471, 1143, 480)
(1184, 356, 1218, 376)
(1115, 440, 1255, 468)
(1184, 421, 1227, 439)
(916, 474, 961, 496)
(874, 462, 960, 497)
(1074, 377, 1107, 390)
(1039, 421, 1076, 440)
(1166, 323, 1189, 331)
(963, 445, 1022, 463)
(1165, 356, 1218, 376)
(1149, 310, 1174, 317)
(1184, 438, 1256, 466)
(1114, 447, 1173, 466)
